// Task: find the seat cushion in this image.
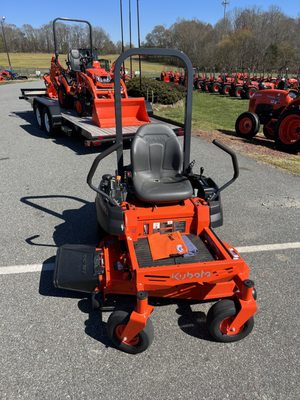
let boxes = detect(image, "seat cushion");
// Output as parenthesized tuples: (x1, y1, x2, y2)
(68, 49, 81, 72)
(131, 124, 193, 203)
(133, 172, 193, 203)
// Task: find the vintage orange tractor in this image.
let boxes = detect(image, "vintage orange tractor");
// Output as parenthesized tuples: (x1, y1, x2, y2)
(54, 48, 257, 354)
(43, 17, 149, 129)
(235, 88, 300, 152)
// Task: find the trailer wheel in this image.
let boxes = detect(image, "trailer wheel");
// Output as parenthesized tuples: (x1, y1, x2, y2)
(235, 112, 260, 139)
(33, 103, 44, 130)
(206, 299, 254, 343)
(107, 310, 154, 354)
(275, 109, 300, 153)
(42, 108, 58, 137)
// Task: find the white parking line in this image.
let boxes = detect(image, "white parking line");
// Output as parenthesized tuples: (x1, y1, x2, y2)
(0, 242, 299, 276)
(236, 242, 300, 253)
(0, 263, 55, 275)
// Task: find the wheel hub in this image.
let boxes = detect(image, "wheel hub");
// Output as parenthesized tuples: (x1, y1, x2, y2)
(115, 324, 139, 346)
(220, 317, 243, 336)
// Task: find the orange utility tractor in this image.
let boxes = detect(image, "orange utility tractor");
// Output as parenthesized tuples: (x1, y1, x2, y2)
(54, 48, 257, 354)
(43, 18, 149, 129)
(235, 89, 300, 152)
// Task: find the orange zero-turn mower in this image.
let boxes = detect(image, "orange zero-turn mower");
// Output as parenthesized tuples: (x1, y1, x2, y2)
(54, 48, 258, 354)
(44, 17, 149, 129)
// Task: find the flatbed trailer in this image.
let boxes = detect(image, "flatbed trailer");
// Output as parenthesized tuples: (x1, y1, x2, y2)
(20, 88, 184, 147)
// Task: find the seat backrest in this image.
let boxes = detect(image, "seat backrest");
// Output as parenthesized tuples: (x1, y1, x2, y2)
(131, 124, 182, 179)
(68, 49, 81, 72)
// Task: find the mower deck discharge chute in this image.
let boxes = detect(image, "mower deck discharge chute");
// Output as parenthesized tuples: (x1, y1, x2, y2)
(54, 48, 257, 354)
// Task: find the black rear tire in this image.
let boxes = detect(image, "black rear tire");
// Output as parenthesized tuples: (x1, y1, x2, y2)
(206, 299, 254, 343)
(220, 84, 230, 95)
(263, 122, 275, 139)
(107, 310, 154, 354)
(275, 109, 300, 153)
(235, 86, 243, 98)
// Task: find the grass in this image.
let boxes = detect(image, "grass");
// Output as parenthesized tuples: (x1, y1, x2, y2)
(254, 155, 300, 175)
(0, 52, 168, 75)
(156, 91, 299, 175)
(155, 91, 249, 131)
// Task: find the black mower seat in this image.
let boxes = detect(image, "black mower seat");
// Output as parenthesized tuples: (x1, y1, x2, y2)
(131, 124, 193, 204)
(68, 49, 81, 72)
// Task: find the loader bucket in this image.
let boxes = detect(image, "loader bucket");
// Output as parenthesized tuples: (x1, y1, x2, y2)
(92, 97, 150, 128)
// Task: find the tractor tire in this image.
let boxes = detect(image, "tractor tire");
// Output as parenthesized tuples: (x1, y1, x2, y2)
(248, 87, 257, 98)
(58, 86, 73, 109)
(275, 109, 300, 153)
(206, 299, 254, 343)
(263, 121, 275, 139)
(234, 86, 243, 98)
(107, 310, 154, 354)
(235, 112, 260, 139)
(196, 80, 203, 90)
(240, 90, 247, 100)
(220, 84, 230, 95)
(212, 82, 220, 93)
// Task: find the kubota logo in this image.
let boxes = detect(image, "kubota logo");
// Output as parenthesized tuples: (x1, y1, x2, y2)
(171, 271, 211, 280)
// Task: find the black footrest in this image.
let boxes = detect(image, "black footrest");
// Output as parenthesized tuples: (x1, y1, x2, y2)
(53, 244, 101, 293)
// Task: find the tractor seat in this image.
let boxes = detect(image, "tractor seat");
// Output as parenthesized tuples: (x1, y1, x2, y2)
(131, 124, 193, 204)
(68, 49, 81, 72)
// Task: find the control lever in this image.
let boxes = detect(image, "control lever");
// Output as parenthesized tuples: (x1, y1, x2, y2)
(211, 140, 239, 199)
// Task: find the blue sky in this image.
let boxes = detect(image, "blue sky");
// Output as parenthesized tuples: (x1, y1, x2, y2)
(1, 0, 299, 44)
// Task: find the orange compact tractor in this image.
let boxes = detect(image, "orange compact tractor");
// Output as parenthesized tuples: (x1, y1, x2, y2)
(54, 48, 257, 354)
(235, 88, 300, 152)
(43, 18, 149, 129)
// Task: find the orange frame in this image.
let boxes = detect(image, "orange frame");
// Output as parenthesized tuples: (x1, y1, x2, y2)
(95, 197, 257, 342)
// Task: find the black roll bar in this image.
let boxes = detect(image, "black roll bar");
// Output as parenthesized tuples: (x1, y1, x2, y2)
(53, 17, 93, 59)
(113, 47, 194, 176)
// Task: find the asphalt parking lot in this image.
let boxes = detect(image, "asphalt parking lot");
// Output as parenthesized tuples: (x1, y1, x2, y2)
(0, 81, 299, 400)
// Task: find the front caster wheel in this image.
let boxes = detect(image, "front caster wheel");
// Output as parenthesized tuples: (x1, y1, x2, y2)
(206, 299, 254, 343)
(107, 310, 154, 354)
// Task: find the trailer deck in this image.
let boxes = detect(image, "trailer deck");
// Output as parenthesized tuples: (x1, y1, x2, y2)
(20, 88, 184, 146)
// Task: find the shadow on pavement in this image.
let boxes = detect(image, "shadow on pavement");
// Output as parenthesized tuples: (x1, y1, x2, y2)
(12, 111, 132, 155)
(176, 302, 212, 341)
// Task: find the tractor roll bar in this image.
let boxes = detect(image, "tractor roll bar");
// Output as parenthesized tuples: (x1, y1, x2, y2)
(113, 48, 194, 176)
(53, 17, 93, 59)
